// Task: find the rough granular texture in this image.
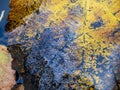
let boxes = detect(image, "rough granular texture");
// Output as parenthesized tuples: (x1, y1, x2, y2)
(7, 0, 120, 90)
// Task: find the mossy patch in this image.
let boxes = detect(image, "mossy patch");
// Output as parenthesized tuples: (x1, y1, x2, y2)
(6, 0, 43, 32)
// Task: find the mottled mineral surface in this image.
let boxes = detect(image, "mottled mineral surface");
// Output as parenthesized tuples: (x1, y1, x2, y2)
(6, 0, 120, 90)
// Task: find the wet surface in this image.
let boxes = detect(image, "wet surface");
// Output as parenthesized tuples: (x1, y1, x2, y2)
(0, 0, 120, 90)
(0, 0, 10, 45)
(7, 0, 120, 89)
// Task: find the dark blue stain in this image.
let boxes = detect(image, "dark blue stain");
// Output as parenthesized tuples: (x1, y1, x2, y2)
(16, 76, 23, 84)
(97, 55, 104, 63)
(90, 19, 104, 29)
(63, 27, 75, 42)
(39, 28, 55, 48)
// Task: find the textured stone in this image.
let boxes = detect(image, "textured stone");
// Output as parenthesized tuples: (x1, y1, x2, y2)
(8, 44, 29, 74)
(6, 0, 120, 90)
(0, 45, 15, 90)
(12, 84, 24, 90)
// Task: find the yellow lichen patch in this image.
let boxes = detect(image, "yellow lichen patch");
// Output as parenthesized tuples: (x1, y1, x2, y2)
(26, 30, 37, 38)
(75, 0, 119, 43)
(97, 0, 120, 20)
(73, 0, 119, 65)
(40, 0, 83, 24)
(41, 0, 69, 21)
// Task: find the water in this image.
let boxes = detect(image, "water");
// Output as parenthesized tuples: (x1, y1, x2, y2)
(0, 0, 10, 45)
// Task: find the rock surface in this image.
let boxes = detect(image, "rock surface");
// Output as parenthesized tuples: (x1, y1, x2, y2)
(12, 84, 24, 90)
(0, 45, 15, 90)
(6, 0, 120, 90)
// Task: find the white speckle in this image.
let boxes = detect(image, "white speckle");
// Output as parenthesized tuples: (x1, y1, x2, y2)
(0, 10, 5, 22)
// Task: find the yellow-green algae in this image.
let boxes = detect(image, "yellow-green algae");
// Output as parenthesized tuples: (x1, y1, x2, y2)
(0, 46, 15, 89)
(0, 52, 9, 64)
(0, 51, 9, 76)
(6, 0, 43, 32)
(0, 48, 10, 76)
